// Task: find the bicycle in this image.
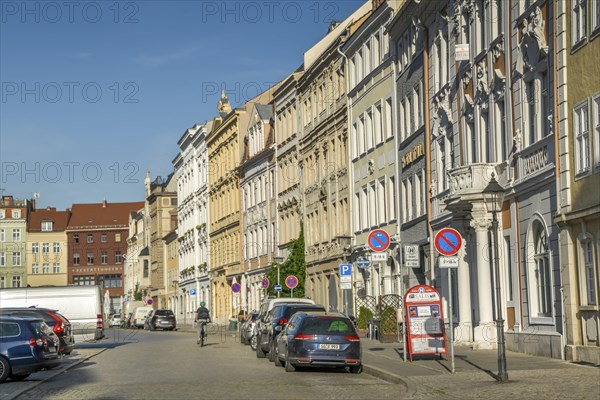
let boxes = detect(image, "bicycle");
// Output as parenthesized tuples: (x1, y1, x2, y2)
(197, 320, 208, 347)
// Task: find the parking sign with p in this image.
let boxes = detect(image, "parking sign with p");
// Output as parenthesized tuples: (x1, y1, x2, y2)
(339, 264, 352, 276)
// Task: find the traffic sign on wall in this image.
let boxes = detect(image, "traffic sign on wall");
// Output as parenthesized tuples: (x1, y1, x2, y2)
(367, 229, 391, 252)
(434, 228, 462, 256)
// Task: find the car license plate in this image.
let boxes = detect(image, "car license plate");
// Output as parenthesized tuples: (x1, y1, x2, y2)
(319, 344, 340, 350)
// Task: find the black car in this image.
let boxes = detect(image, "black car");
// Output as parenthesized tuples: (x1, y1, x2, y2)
(240, 311, 259, 346)
(0, 316, 62, 382)
(144, 309, 176, 331)
(274, 312, 362, 373)
(0, 308, 75, 355)
(256, 304, 326, 361)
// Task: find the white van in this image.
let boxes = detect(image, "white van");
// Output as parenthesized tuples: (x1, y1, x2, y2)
(0, 285, 104, 340)
(132, 306, 153, 329)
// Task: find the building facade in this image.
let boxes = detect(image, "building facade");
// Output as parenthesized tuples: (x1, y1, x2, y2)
(67, 200, 144, 313)
(26, 207, 71, 287)
(124, 208, 149, 301)
(556, 0, 600, 364)
(174, 122, 212, 324)
(240, 103, 277, 312)
(345, 0, 402, 304)
(163, 230, 179, 314)
(0, 195, 34, 288)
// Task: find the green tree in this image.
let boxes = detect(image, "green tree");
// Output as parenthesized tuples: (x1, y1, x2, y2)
(133, 283, 143, 301)
(266, 224, 306, 298)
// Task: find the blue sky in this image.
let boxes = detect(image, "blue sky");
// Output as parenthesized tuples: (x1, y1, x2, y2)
(0, 0, 363, 209)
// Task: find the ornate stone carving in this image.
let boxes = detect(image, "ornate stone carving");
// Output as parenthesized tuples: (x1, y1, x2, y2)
(515, 6, 548, 76)
(463, 94, 475, 123)
(368, 159, 375, 175)
(492, 40, 504, 62)
(450, 0, 462, 37)
(491, 68, 506, 99)
(475, 64, 489, 107)
(462, 65, 472, 90)
(432, 86, 453, 137)
(470, 217, 491, 232)
(461, 0, 475, 20)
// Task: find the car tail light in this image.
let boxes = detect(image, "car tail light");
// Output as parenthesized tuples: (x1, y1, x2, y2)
(46, 311, 64, 335)
(293, 333, 314, 340)
(278, 318, 288, 325)
(344, 359, 360, 364)
(344, 335, 361, 342)
(97, 314, 103, 330)
(29, 338, 46, 347)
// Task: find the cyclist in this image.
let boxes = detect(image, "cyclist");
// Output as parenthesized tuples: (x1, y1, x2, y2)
(195, 301, 211, 344)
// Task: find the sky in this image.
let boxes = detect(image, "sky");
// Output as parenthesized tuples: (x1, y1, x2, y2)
(0, 0, 364, 209)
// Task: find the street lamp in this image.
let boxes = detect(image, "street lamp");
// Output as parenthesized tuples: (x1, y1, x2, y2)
(274, 256, 284, 298)
(482, 172, 508, 382)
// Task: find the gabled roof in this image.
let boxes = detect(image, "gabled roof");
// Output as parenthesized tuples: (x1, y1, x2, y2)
(254, 103, 273, 121)
(28, 208, 71, 232)
(67, 201, 145, 230)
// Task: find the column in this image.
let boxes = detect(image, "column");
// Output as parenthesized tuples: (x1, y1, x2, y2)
(471, 218, 495, 349)
(382, 259, 393, 295)
(457, 227, 473, 343)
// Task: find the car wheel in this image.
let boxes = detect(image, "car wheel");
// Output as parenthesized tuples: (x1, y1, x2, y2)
(274, 344, 282, 367)
(10, 373, 30, 381)
(250, 335, 257, 351)
(268, 341, 276, 362)
(284, 357, 295, 372)
(0, 356, 11, 383)
(349, 365, 362, 374)
(256, 341, 266, 358)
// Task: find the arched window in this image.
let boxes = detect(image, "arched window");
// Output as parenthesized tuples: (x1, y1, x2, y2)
(527, 219, 552, 319)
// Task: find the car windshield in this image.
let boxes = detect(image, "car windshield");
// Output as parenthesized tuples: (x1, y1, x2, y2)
(300, 318, 355, 334)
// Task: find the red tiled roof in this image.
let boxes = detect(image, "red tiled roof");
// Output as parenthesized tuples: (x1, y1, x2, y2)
(28, 208, 71, 232)
(67, 201, 145, 230)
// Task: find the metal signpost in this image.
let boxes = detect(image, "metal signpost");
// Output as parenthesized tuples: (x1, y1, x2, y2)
(339, 264, 352, 315)
(434, 228, 463, 375)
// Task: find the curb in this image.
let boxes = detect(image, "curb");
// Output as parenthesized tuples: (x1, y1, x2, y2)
(362, 364, 416, 398)
(4, 348, 108, 400)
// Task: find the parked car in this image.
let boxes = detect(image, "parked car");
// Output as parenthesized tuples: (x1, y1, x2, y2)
(240, 311, 258, 346)
(109, 314, 122, 327)
(0, 316, 62, 383)
(257, 304, 326, 361)
(144, 310, 176, 331)
(274, 312, 362, 373)
(0, 308, 75, 355)
(132, 307, 153, 329)
(253, 298, 315, 355)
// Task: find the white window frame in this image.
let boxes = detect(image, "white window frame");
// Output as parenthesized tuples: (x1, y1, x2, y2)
(388, 176, 397, 221)
(374, 102, 383, 145)
(574, 101, 590, 176)
(12, 252, 21, 266)
(385, 97, 393, 140)
(41, 221, 52, 231)
(32, 243, 39, 254)
(32, 264, 39, 274)
(0, 229, 4, 242)
(572, 0, 588, 46)
(42, 243, 49, 254)
(12, 229, 20, 242)
(42, 264, 50, 274)
(12, 276, 21, 288)
(0, 252, 4, 266)
(593, 0, 600, 33)
(579, 235, 597, 306)
(526, 218, 553, 323)
(53, 263, 60, 273)
(12, 210, 21, 219)
(593, 94, 600, 169)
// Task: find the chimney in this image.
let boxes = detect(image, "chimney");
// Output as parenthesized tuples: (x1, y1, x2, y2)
(102, 199, 107, 208)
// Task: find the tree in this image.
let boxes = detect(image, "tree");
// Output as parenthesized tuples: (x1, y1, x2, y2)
(133, 283, 143, 301)
(266, 224, 306, 298)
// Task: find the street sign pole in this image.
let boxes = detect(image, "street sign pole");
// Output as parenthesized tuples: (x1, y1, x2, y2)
(448, 267, 455, 374)
(400, 245, 407, 363)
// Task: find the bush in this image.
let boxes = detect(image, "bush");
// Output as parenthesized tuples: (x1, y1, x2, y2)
(380, 306, 397, 334)
(357, 306, 373, 330)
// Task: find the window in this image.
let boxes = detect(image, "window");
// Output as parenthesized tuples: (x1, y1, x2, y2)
(0, 252, 4, 266)
(73, 234, 79, 244)
(352, 122, 358, 158)
(32, 264, 39, 274)
(12, 210, 21, 219)
(594, 95, 600, 167)
(73, 253, 80, 265)
(12, 229, 20, 241)
(12, 252, 21, 266)
(354, 193, 360, 233)
(527, 220, 552, 319)
(101, 251, 108, 265)
(0, 229, 4, 242)
(374, 103, 383, 145)
(574, 102, 590, 174)
(42, 243, 49, 254)
(100, 274, 122, 288)
(115, 233, 121, 242)
(43, 264, 49, 274)
(87, 234, 93, 243)
(374, 31, 381, 66)
(32, 243, 39, 254)
(366, 110, 373, 150)
(415, 172, 423, 217)
(385, 98, 393, 140)
(53, 263, 60, 273)
(12, 276, 21, 288)
(377, 179, 386, 224)
(87, 252, 94, 265)
(74, 276, 95, 286)
(582, 240, 597, 305)
(101, 234, 107, 243)
(0, 210, 4, 219)
(53, 242, 60, 253)
(369, 183, 376, 227)
(572, 0, 587, 45)
(143, 260, 149, 278)
(402, 179, 408, 223)
(389, 176, 397, 221)
(593, 0, 600, 32)
(41, 221, 52, 231)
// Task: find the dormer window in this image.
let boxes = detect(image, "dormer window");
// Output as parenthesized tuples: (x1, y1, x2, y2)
(41, 221, 53, 232)
(12, 210, 21, 219)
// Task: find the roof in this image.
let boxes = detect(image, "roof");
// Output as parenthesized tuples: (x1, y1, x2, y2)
(28, 208, 71, 232)
(139, 247, 150, 257)
(162, 231, 177, 244)
(67, 201, 145, 230)
(254, 103, 273, 120)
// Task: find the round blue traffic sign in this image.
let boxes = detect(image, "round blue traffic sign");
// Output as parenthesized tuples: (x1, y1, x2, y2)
(274, 284, 282, 292)
(285, 275, 298, 289)
(231, 283, 241, 293)
(434, 228, 463, 256)
(368, 229, 391, 252)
